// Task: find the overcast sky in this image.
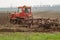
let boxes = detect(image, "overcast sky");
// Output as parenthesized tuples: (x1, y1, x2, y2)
(0, 0, 60, 7)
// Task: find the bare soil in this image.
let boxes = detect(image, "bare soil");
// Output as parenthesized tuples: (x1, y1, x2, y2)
(0, 11, 60, 32)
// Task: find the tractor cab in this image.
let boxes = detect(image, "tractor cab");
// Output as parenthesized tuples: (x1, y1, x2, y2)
(17, 5, 32, 18)
(18, 6, 31, 13)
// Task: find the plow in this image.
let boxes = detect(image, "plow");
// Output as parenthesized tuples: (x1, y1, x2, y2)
(0, 5, 60, 32)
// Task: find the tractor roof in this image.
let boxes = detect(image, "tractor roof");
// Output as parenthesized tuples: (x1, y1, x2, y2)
(18, 5, 31, 8)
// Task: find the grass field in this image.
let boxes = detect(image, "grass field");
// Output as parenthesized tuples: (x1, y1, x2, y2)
(0, 32, 60, 40)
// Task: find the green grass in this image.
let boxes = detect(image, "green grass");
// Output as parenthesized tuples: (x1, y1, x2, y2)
(0, 32, 60, 40)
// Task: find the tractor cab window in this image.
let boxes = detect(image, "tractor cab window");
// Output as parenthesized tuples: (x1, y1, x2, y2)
(23, 8, 30, 13)
(18, 8, 22, 13)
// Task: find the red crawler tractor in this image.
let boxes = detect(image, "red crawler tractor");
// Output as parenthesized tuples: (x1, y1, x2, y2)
(10, 5, 33, 27)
